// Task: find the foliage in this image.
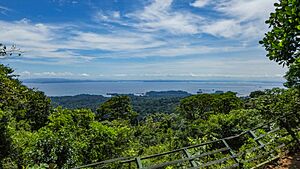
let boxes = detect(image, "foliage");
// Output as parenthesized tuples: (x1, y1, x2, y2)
(259, 0, 300, 87)
(50, 92, 186, 117)
(0, 64, 52, 166)
(178, 92, 243, 120)
(0, 43, 22, 58)
(1, 64, 299, 168)
(181, 108, 263, 154)
(249, 90, 266, 98)
(284, 58, 300, 88)
(251, 88, 300, 142)
(130, 95, 183, 117)
(1, 1, 300, 166)
(0, 64, 51, 130)
(258, 0, 300, 146)
(2, 2, 300, 164)
(96, 96, 138, 122)
(6, 108, 137, 168)
(51, 94, 108, 111)
(260, 0, 300, 66)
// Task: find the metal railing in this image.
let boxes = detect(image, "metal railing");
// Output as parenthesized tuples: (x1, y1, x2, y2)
(73, 117, 299, 169)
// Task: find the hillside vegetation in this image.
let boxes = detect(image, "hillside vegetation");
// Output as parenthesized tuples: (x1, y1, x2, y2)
(0, 0, 299, 168)
(50, 91, 190, 117)
(1, 63, 300, 168)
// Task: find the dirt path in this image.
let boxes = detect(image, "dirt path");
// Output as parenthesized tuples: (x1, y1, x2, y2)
(266, 152, 300, 169)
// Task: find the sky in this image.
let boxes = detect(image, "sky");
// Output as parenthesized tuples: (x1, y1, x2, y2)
(0, 0, 287, 81)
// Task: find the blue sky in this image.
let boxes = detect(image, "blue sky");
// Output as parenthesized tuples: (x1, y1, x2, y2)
(0, 0, 286, 80)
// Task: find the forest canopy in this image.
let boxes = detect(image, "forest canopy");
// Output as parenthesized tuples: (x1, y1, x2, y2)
(0, 0, 300, 168)
(1, 63, 300, 168)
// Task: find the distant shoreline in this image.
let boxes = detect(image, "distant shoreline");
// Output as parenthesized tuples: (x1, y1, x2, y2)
(23, 79, 285, 97)
(22, 78, 285, 84)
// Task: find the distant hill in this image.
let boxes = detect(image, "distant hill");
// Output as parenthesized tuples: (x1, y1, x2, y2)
(50, 90, 191, 116)
(145, 90, 190, 97)
(51, 94, 108, 111)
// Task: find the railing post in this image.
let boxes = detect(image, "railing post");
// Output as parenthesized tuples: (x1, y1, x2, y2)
(183, 148, 198, 167)
(135, 157, 143, 169)
(248, 129, 276, 159)
(222, 139, 240, 165)
(248, 130, 265, 147)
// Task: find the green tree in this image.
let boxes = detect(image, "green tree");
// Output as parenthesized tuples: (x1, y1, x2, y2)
(0, 64, 52, 167)
(253, 88, 300, 143)
(259, 0, 300, 87)
(0, 110, 11, 167)
(192, 109, 262, 140)
(0, 64, 51, 130)
(96, 96, 138, 122)
(258, 0, 300, 147)
(178, 92, 242, 120)
(211, 92, 243, 114)
(8, 108, 134, 168)
(249, 90, 266, 98)
(284, 58, 300, 88)
(178, 94, 213, 120)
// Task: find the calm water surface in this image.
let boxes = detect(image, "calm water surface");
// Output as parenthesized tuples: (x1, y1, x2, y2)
(24, 81, 284, 97)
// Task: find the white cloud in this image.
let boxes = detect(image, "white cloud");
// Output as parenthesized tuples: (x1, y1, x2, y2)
(69, 31, 166, 51)
(0, 1, 277, 64)
(95, 11, 120, 21)
(0, 19, 168, 61)
(201, 20, 242, 38)
(200, 0, 277, 39)
(129, 45, 245, 58)
(112, 11, 120, 19)
(2, 18, 247, 61)
(97, 53, 284, 79)
(1, 0, 284, 81)
(19, 71, 92, 78)
(127, 0, 203, 34)
(19, 71, 31, 76)
(215, 0, 277, 22)
(0, 17, 260, 65)
(33, 71, 74, 77)
(121, 56, 286, 80)
(0, 5, 11, 15)
(124, 0, 277, 39)
(51, 0, 79, 6)
(190, 0, 210, 8)
(79, 73, 90, 77)
(93, 10, 125, 27)
(15, 53, 286, 80)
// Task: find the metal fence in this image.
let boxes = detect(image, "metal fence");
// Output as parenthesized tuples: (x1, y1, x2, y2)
(73, 118, 299, 169)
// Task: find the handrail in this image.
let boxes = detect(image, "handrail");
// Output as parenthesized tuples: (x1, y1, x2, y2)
(73, 113, 299, 169)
